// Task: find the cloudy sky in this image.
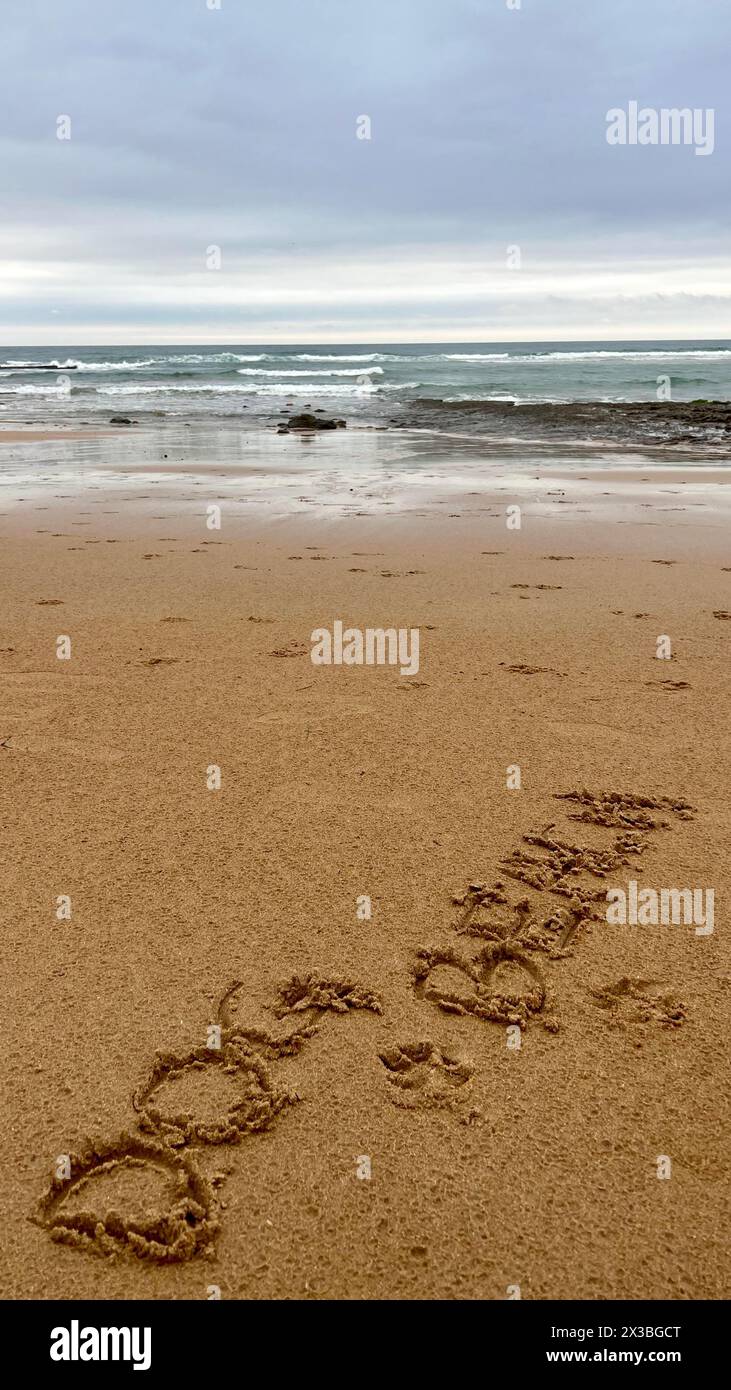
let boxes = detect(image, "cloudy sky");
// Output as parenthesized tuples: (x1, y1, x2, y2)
(0, 0, 728, 344)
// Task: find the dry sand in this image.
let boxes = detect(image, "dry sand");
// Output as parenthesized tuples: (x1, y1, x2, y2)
(1, 426, 729, 1300)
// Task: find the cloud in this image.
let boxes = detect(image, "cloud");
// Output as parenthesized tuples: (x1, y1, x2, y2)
(0, 0, 728, 342)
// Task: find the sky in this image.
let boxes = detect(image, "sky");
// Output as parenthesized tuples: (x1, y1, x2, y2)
(0, 0, 728, 345)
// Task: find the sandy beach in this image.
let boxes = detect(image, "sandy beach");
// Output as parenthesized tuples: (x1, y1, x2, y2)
(1, 423, 728, 1300)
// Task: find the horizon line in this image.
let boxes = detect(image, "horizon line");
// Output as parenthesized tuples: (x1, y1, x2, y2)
(2, 333, 730, 349)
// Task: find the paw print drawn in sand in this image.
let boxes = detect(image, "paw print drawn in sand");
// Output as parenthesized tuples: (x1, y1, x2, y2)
(590, 977, 686, 1029)
(33, 974, 381, 1263)
(379, 1042, 478, 1124)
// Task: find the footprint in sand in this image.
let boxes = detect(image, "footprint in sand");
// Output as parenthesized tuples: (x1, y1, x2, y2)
(379, 1042, 478, 1123)
(645, 679, 692, 692)
(270, 641, 308, 658)
(499, 662, 567, 677)
(589, 977, 686, 1030)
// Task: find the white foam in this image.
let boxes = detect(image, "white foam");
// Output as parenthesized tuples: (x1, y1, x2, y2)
(236, 366, 382, 377)
(293, 352, 389, 362)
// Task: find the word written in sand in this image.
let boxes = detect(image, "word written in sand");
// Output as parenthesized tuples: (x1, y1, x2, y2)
(310, 620, 419, 676)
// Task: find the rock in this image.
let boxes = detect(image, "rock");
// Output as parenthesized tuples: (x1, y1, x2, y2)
(285, 413, 344, 431)
(109, 415, 133, 425)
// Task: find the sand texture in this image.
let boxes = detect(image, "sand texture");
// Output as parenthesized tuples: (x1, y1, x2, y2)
(1, 428, 729, 1300)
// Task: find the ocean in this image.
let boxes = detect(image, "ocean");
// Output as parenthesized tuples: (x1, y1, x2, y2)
(1, 340, 729, 446)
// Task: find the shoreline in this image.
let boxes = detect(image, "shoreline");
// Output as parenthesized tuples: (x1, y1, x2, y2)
(2, 423, 731, 542)
(2, 391, 731, 453)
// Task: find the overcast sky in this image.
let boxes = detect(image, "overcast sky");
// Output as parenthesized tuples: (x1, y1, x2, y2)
(0, 0, 728, 344)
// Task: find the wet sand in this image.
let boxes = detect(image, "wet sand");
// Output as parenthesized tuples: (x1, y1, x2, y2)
(1, 425, 729, 1299)
(0, 428, 117, 443)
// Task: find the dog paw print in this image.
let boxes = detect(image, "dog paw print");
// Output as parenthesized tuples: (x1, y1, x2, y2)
(590, 977, 686, 1030)
(379, 1041, 479, 1123)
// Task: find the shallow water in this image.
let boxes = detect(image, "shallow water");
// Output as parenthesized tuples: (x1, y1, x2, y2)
(1, 422, 729, 525)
